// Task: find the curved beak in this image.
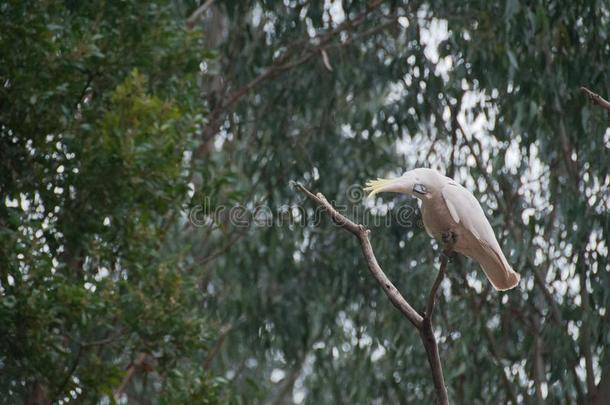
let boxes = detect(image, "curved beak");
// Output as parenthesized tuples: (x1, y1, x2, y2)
(363, 177, 404, 198)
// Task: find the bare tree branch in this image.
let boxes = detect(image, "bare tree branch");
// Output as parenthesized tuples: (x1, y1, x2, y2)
(293, 182, 450, 404)
(530, 264, 563, 324)
(419, 323, 449, 405)
(186, 0, 215, 29)
(426, 250, 451, 320)
(195, 231, 247, 268)
(203, 323, 233, 370)
(114, 353, 148, 401)
(52, 345, 83, 403)
(532, 315, 548, 405)
(580, 86, 610, 113)
(576, 248, 596, 397)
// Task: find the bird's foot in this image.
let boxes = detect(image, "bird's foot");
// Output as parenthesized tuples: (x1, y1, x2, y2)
(441, 230, 457, 245)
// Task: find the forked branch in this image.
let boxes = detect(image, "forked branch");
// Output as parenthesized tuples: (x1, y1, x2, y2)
(294, 182, 450, 404)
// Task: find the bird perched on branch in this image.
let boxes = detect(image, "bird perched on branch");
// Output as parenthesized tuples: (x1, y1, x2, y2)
(364, 168, 521, 291)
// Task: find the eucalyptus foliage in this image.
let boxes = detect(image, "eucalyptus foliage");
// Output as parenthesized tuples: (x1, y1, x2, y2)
(1, 1, 222, 402)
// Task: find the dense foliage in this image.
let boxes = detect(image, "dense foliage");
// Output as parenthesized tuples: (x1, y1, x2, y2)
(1, 0, 608, 404)
(1, 1, 222, 402)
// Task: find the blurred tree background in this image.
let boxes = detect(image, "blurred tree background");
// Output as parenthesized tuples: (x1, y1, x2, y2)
(1, 0, 608, 404)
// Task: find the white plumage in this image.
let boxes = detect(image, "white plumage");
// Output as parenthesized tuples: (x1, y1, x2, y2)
(364, 168, 521, 291)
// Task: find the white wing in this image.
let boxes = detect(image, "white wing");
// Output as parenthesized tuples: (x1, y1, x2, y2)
(441, 182, 494, 243)
(441, 182, 521, 290)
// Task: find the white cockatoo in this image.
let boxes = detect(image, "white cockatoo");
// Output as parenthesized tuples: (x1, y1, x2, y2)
(364, 168, 520, 291)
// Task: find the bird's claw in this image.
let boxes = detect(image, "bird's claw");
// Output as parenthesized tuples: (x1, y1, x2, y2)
(441, 231, 456, 260)
(441, 231, 457, 245)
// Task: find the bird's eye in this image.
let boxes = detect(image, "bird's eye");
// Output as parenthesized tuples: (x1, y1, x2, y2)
(413, 184, 427, 194)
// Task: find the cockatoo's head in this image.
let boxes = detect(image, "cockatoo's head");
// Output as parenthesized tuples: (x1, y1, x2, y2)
(364, 168, 444, 200)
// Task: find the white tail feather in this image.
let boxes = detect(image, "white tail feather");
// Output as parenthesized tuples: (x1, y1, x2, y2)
(474, 242, 521, 291)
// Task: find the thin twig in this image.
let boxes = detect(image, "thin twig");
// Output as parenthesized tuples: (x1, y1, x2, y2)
(580, 86, 610, 112)
(196, 231, 247, 267)
(53, 345, 83, 402)
(80, 328, 126, 348)
(114, 353, 147, 400)
(74, 73, 94, 111)
(425, 248, 451, 320)
(531, 265, 562, 324)
(577, 248, 596, 396)
(532, 315, 548, 405)
(186, 0, 215, 29)
(203, 324, 233, 370)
